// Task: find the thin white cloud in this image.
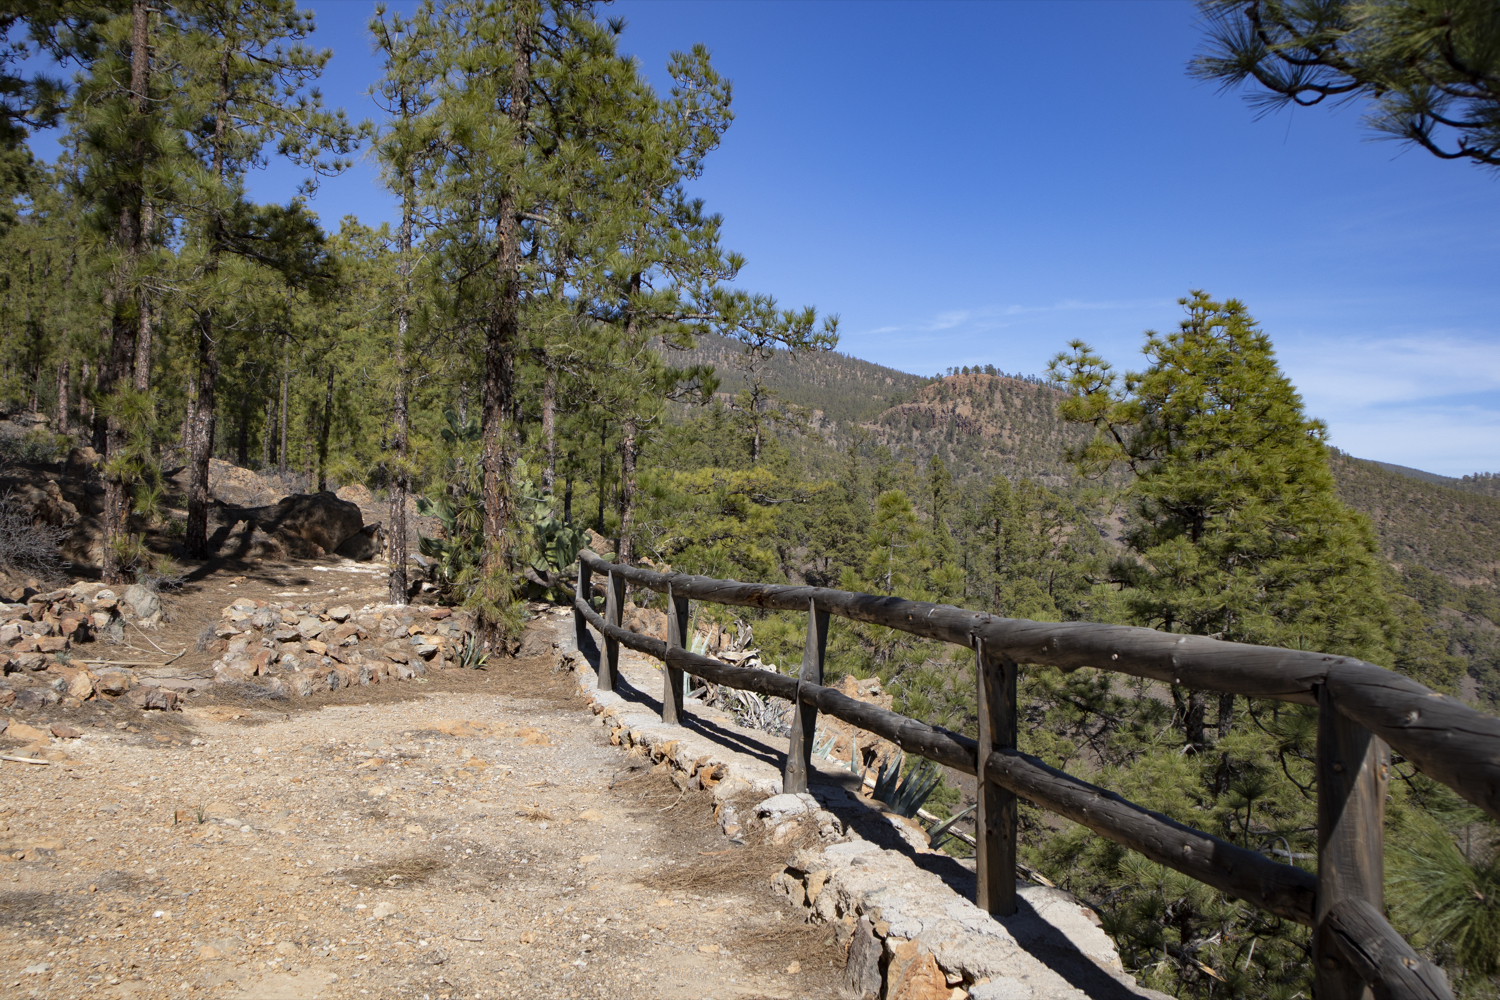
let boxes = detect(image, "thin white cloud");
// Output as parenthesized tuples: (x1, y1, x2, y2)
(1282, 334, 1500, 409)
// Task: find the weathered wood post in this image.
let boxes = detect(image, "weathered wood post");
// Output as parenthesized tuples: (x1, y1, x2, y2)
(600, 569, 624, 692)
(974, 638, 1017, 916)
(782, 597, 830, 795)
(1315, 683, 1389, 1000)
(574, 560, 591, 653)
(662, 584, 689, 725)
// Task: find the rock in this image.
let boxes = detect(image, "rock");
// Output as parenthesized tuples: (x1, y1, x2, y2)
(170, 457, 281, 507)
(335, 522, 384, 561)
(249, 492, 363, 554)
(968, 982, 1033, 1000)
(64, 445, 101, 478)
(49, 723, 81, 739)
(121, 584, 161, 620)
(756, 792, 817, 826)
(64, 669, 95, 701)
(888, 943, 951, 1000)
(372, 902, 399, 920)
(12, 688, 57, 710)
(95, 670, 132, 696)
(327, 605, 354, 622)
(5, 722, 50, 742)
(844, 916, 883, 998)
(127, 686, 179, 711)
(36, 635, 68, 653)
(16, 652, 47, 672)
(197, 945, 223, 961)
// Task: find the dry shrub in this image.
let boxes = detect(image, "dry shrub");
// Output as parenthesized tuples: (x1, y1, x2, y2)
(334, 852, 447, 889)
(0, 489, 66, 582)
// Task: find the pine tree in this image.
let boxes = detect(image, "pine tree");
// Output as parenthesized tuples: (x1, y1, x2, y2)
(372, 2, 441, 605)
(173, 0, 363, 558)
(1037, 291, 1404, 993)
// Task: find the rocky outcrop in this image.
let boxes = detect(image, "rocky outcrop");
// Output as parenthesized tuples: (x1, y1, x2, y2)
(0, 581, 172, 710)
(204, 598, 478, 695)
(170, 458, 283, 508)
(215, 491, 366, 560)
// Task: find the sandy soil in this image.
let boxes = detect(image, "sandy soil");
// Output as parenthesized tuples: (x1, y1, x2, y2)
(1, 563, 843, 1000)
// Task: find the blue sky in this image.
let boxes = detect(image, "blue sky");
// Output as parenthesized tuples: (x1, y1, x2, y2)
(32, 0, 1500, 476)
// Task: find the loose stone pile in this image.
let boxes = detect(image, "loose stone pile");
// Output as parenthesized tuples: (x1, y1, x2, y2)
(205, 598, 479, 696)
(0, 582, 171, 712)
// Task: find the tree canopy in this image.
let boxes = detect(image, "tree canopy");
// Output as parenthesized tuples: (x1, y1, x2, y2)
(1194, 0, 1500, 170)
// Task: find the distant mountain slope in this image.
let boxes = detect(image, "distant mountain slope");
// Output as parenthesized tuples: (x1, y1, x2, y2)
(1327, 450, 1500, 584)
(1364, 457, 1500, 498)
(669, 333, 930, 424)
(666, 341, 1500, 584)
(857, 372, 1088, 483)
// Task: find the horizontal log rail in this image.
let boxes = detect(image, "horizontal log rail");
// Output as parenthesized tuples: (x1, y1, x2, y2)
(571, 551, 1481, 999)
(578, 551, 1500, 823)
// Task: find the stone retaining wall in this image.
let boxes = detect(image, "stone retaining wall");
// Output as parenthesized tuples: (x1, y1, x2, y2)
(206, 599, 478, 697)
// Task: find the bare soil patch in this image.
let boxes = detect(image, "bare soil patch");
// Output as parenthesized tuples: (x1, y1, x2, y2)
(1, 563, 843, 999)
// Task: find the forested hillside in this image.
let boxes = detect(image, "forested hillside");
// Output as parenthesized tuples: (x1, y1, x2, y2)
(857, 373, 1088, 483)
(1328, 449, 1500, 584)
(670, 331, 930, 424)
(2, 3, 1497, 995)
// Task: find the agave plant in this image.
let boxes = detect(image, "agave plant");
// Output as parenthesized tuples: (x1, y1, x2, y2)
(872, 752, 942, 818)
(414, 491, 483, 602)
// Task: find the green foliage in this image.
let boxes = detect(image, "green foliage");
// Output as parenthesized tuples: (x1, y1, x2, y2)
(415, 489, 483, 603)
(871, 752, 942, 818)
(1194, 0, 1500, 171)
(1389, 810, 1500, 986)
(1050, 291, 1393, 662)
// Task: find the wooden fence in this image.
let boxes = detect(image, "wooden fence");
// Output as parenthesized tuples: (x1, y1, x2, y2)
(572, 549, 1500, 1000)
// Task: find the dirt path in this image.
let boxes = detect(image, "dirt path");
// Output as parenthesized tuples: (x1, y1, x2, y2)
(1, 568, 842, 999)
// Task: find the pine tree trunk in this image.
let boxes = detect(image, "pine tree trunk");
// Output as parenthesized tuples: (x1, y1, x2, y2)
(278, 336, 289, 479)
(183, 314, 218, 558)
(79, 360, 91, 428)
(387, 179, 413, 606)
(236, 394, 249, 467)
(181, 365, 196, 457)
(596, 422, 607, 533)
(98, 0, 152, 583)
(317, 366, 333, 491)
(261, 392, 273, 469)
(1173, 685, 1208, 753)
(388, 361, 409, 604)
(477, 5, 534, 648)
(1217, 692, 1235, 741)
(541, 361, 556, 493)
(100, 296, 135, 583)
(618, 415, 638, 562)
(132, 198, 154, 393)
(55, 363, 68, 435)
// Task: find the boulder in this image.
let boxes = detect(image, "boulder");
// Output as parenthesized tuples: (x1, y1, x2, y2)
(121, 584, 161, 620)
(171, 458, 281, 507)
(63, 446, 100, 479)
(247, 492, 363, 556)
(335, 522, 384, 561)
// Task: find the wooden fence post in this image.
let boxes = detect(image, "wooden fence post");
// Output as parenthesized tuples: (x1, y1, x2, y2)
(600, 570, 624, 692)
(782, 597, 830, 795)
(663, 584, 688, 724)
(975, 638, 1017, 917)
(1315, 683, 1389, 1000)
(574, 561, 591, 653)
